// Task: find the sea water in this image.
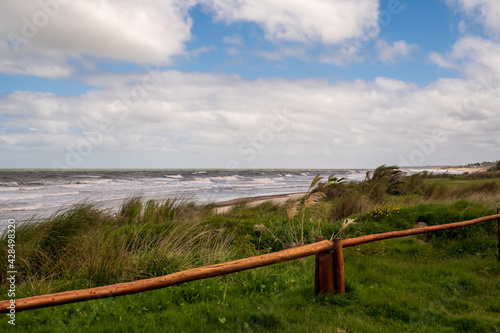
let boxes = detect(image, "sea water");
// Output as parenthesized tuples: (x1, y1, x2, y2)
(0, 168, 456, 227)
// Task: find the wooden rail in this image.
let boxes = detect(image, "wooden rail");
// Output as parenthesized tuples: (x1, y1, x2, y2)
(0, 240, 333, 313)
(342, 213, 500, 248)
(2, 212, 499, 313)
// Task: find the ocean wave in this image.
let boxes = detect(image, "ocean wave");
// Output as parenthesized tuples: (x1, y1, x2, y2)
(20, 186, 45, 191)
(212, 175, 240, 181)
(23, 181, 47, 186)
(189, 177, 212, 184)
(164, 175, 183, 179)
(57, 184, 87, 189)
(0, 182, 20, 187)
(0, 191, 81, 201)
(0, 202, 66, 212)
(150, 181, 183, 186)
(74, 175, 101, 178)
(0, 204, 44, 212)
(0, 187, 19, 192)
(250, 177, 278, 185)
(74, 179, 111, 185)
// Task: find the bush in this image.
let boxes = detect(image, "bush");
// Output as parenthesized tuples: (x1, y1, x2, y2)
(362, 165, 405, 200)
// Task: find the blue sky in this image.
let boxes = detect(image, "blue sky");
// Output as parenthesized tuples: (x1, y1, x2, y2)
(0, 0, 499, 169)
(180, 1, 459, 85)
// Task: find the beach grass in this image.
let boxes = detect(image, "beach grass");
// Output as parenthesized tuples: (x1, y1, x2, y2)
(1, 168, 500, 332)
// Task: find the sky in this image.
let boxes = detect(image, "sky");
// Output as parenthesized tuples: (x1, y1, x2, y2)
(0, 0, 499, 169)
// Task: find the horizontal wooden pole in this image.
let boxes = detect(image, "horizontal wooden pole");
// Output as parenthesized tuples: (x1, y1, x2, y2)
(342, 213, 500, 248)
(0, 240, 334, 313)
(2, 212, 499, 313)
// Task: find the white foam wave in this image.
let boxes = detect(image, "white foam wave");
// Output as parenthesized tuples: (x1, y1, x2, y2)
(75, 179, 111, 185)
(1, 191, 81, 201)
(250, 178, 279, 185)
(190, 177, 212, 184)
(0, 204, 44, 212)
(164, 175, 183, 179)
(0, 182, 20, 187)
(57, 184, 87, 189)
(20, 186, 45, 191)
(0, 187, 19, 192)
(212, 175, 240, 181)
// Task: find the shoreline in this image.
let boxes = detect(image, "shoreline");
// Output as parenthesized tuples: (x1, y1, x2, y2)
(214, 192, 307, 214)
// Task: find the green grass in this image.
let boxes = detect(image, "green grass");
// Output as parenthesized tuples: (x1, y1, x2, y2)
(1, 170, 500, 332)
(4, 239, 499, 332)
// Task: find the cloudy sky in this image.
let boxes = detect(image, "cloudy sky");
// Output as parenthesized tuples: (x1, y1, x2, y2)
(1, 0, 499, 169)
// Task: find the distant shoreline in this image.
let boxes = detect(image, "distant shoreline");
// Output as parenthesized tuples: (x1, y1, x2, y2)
(437, 166, 490, 173)
(213, 166, 493, 213)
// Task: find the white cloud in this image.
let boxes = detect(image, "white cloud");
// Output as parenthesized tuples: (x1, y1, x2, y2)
(448, 0, 500, 32)
(0, 0, 381, 77)
(0, 0, 195, 67)
(429, 51, 454, 69)
(375, 40, 418, 63)
(319, 46, 365, 66)
(458, 20, 467, 34)
(226, 47, 239, 56)
(453, 36, 500, 79)
(430, 35, 500, 79)
(222, 34, 243, 46)
(1, 71, 499, 168)
(256, 46, 309, 61)
(202, 0, 380, 45)
(0, 42, 73, 78)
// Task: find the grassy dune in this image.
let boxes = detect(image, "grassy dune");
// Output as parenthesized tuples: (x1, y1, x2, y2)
(1, 168, 500, 332)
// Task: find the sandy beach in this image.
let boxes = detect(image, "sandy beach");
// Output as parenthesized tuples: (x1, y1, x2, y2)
(214, 192, 307, 214)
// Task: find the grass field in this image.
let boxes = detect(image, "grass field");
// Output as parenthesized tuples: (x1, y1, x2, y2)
(1, 168, 500, 332)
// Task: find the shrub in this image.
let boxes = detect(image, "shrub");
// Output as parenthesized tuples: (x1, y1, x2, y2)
(362, 165, 405, 200)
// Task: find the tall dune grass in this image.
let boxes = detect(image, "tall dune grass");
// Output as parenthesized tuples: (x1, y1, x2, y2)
(0, 197, 234, 296)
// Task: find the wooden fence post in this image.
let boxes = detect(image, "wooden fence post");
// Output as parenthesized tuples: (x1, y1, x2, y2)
(332, 238, 345, 295)
(315, 236, 335, 294)
(497, 208, 500, 262)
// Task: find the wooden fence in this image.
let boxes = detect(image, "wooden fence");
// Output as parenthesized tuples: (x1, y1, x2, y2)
(1, 210, 499, 313)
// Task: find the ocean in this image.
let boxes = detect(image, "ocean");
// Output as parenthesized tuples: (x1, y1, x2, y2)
(0, 167, 456, 228)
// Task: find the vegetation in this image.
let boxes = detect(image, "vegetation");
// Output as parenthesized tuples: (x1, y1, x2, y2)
(1, 167, 500, 332)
